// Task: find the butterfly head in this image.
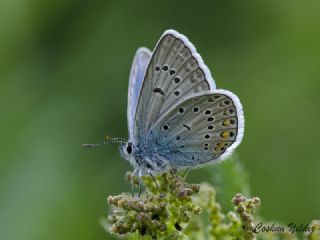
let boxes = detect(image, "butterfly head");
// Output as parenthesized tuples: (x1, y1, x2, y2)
(120, 141, 136, 163)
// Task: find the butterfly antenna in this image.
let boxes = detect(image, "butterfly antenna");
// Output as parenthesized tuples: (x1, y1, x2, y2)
(81, 137, 126, 148)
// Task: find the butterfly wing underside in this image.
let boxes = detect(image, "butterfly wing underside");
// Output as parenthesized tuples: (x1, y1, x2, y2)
(127, 47, 151, 139)
(133, 30, 216, 143)
(149, 90, 244, 167)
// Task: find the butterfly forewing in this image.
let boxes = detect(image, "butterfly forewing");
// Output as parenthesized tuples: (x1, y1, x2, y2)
(133, 30, 215, 142)
(148, 91, 244, 167)
(127, 47, 151, 139)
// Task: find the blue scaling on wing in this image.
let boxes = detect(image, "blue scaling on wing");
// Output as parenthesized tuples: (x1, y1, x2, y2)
(148, 90, 244, 168)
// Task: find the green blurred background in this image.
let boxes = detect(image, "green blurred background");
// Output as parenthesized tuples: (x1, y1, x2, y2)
(1, 1, 319, 239)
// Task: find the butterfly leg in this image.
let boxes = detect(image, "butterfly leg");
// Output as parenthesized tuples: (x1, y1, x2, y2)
(148, 170, 159, 191)
(131, 168, 139, 198)
(169, 164, 178, 179)
(182, 168, 190, 181)
(138, 168, 144, 198)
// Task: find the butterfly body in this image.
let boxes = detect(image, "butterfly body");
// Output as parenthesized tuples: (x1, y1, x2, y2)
(120, 136, 168, 172)
(120, 30, 244, 176)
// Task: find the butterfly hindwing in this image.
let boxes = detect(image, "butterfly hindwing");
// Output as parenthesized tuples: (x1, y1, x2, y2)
(127, 47, 151, 139)
(148, 90, 244, 167)
(133, 30, 216, 142)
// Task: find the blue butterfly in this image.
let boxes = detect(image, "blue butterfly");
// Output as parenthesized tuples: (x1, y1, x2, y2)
(84, 29, 244, 190)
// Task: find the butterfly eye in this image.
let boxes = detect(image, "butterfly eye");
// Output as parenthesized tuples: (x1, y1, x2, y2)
(126, 143, 132, 154)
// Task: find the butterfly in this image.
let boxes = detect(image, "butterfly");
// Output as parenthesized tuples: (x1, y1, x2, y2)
(83, 29, 244, 188)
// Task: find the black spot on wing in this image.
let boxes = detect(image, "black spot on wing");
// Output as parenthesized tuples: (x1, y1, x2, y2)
(153, 88, 165, 96)
(183, 124, 191, 131)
